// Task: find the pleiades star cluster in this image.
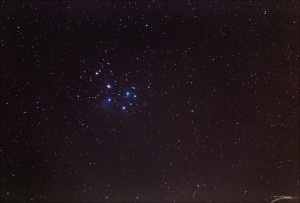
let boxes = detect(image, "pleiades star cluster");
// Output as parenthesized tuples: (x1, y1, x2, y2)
(80, 67, 139, 114)
(1, 1, 299, 202)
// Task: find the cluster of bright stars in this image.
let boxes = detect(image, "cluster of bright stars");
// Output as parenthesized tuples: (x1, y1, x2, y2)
(92, 70, 137, 112)
(105, 83, 137, 111)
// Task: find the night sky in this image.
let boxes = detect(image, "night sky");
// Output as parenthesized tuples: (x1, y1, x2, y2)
(1, 1, 299, 202)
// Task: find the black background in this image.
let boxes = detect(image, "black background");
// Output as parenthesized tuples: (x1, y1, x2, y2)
(1, 1, 299, 202)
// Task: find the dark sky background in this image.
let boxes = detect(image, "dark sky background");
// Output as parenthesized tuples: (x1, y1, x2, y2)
(1, 1, 299, 202)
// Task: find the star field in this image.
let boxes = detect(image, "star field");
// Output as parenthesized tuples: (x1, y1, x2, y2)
(1, 1, 299, 202)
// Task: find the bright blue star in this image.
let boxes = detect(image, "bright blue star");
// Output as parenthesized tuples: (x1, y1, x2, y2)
(107, 98, 112, 102)
(122, 106, 126, 110)
(107, 84, 112, 89)
(125, 91, 130, 97)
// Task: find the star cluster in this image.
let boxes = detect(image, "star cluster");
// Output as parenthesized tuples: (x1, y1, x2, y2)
(1, 1, 299, 202)
(78, 67, 139, 113)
